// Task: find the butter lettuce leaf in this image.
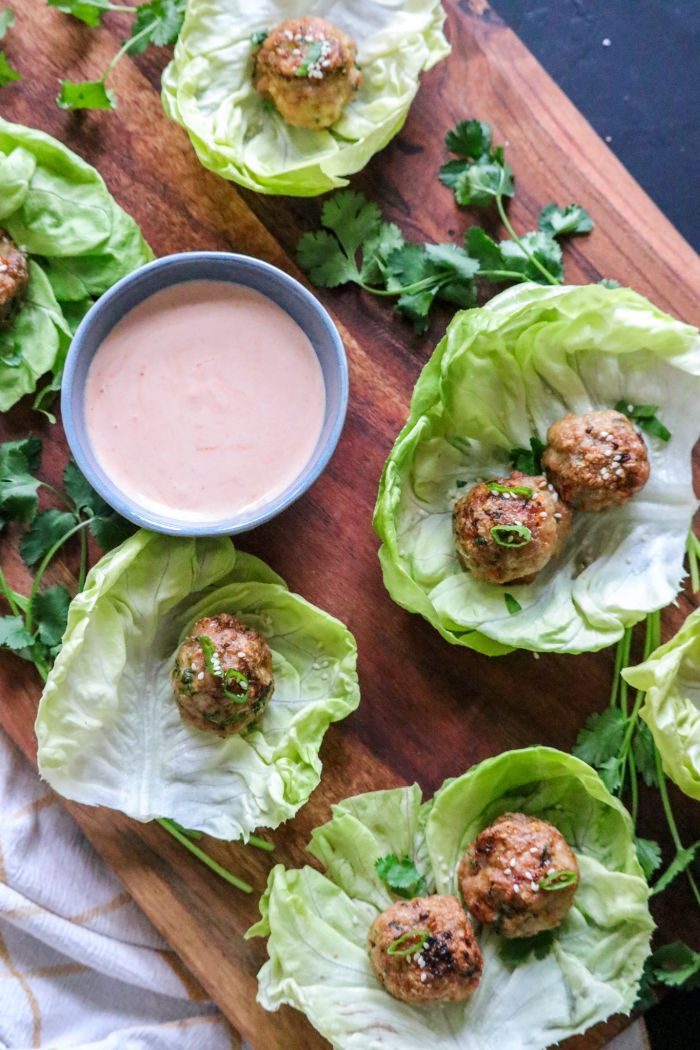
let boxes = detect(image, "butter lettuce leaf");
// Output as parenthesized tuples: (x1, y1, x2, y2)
(0, 116, 153, 409)
(250, 747, 653, 1049)
(373, 283, 700, 654)
(35, 532, 360, 839)
(622, 606, 700, 800)
(161, 0, 449, 196)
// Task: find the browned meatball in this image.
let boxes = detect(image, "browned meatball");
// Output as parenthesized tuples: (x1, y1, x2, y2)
(0, 230, 29, 330)
(542, 409, 650, 512)
(458, 813, 579, 939)
(171, 613, 274, 736)
(253, 17, 362, 130)
(368, 895, 483, 1004)
(453, 472, 572, 585)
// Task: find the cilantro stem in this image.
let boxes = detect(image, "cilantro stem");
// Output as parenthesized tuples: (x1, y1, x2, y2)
(478, 269, 532, 282)
(157, 818, 253, 893)
(687, 529, 700, 594)
(78, 525, 89, 593)
(359, 276, 441, 297)
(0, 566, 22, 617)
(248, 834, 274, 851)
(25, 517, 95, 633)
(654, 748, 700, 909)
(609, 627, 632, 708)
(102, 21, 152, 81)
(496, 197, 560, 286)
(39, 481, 76, 513)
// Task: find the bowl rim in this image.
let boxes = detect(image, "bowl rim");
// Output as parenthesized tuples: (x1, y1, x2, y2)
(61, 250, 349, 537)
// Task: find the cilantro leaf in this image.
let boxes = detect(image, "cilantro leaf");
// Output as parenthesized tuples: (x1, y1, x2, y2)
(359, 222, 405, 285)
(384, 244, 432, 291)
(0, 49, 20, 87)
(651, 841, 700, 897)
(321, 190, 382, 258)
(632, 721, 658, 787)
(465, 227, 505, 272)
(614, 400, 671, 442)
(538, 203, 593, 237)
(32, 585, 71, 652)
(47, 0, 113, 27)
(509, 437, 545, 475)
(395, 288, 438, 333)
(438, 158, 470, 190)
(599, 277, 621, 289)
(455, 160, 514, 207)
(63, 460, 134, 550)
(499, 231, 563, 283)
(651, 942, 700, 990)
(0, 7, 15, 37)
(375, 854, 428, 899)
(20, 509, 77, 567)
(57, 79, 116, 110)
(499, 930, 554, 967)
(129, 0, 185, 54)
(635, 836, 663, 881)
(445, 119, 492, 159)
(0, 437, 42, 522)
(573, 707, 626, 768)
(0, 614, 34, 652)
(297, 230, 359, 288)
(597, 755, 623, 793)
(425, 243, 480, 283)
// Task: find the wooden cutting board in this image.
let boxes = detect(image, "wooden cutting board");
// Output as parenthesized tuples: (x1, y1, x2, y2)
(1, 2, 698, 1047)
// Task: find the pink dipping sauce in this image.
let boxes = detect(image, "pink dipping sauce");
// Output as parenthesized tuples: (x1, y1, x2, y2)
(85, 281, 326, 522)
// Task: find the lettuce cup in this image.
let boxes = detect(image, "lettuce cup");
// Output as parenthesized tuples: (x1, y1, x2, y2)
(161, 0, 450, 196)
(623, 606, 700, 801)
(249, 747, 653, 1049)
(374, 283, 700, 655)
(35, 532, 360, 839)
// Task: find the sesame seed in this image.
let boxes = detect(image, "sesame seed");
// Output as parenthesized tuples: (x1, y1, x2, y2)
(504, 867, 511, 876)
(197, 672, 204, 680)
(628, 403, 634, 412)
(420, 972, 428, 982)
(513, 884, 520, 893)
(553, 511, 562, 520)
(529, 847, 538, 854)
(615, 468, 624, 477)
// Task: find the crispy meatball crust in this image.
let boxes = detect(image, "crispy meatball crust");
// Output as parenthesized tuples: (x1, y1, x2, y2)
(453, 471, 572, 585)
(253, 16, 362, 130)
(458, 812, 579, 939)
(543, 409, 650, 512)
(0, 230, 29, 330)
(171, 613, 274, 737)
(368, 895, 483, 1004)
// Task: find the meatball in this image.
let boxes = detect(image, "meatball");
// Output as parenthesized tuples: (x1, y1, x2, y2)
(171, 613, 274, 736)
(253, 17, 362, 130)
(453, 472, 572, 585)
(368, 895, 482, 1004)
(458, 813, 579, 939)
(0, 230, 29, 330)
(542, 409, 650, 512)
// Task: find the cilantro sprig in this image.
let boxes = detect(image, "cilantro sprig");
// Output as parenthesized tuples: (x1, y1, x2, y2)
(0, 437, 134, 678)
(375, 854, 428, 899)
(0, 435, 269, 889)
(572, 550, 700, 1000)
(50, 0, 185, 110)
(0, 6, 21, 87)
(298, 119, 593, 333)
(297, 191, 478, 333)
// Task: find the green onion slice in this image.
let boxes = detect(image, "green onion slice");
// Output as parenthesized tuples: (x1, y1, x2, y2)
(539, 869, 578, 892)
(487, 482, 533, 498)
(296, 40, 323, 77)
(386, 929, 430, 957)
(504, 592, 522, 614)
(197, 635, 250, 704)
(490, 523, 532, 548)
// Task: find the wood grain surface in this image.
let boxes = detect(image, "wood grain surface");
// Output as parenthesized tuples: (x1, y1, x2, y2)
(1, 1, 699, 1048)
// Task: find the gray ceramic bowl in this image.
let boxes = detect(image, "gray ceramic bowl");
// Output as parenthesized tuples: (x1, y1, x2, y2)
(61, 252, 348, 536)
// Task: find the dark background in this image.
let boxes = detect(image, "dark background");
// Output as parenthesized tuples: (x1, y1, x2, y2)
(489, 4, 700, 1045)
(490, 0, 700, 251)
